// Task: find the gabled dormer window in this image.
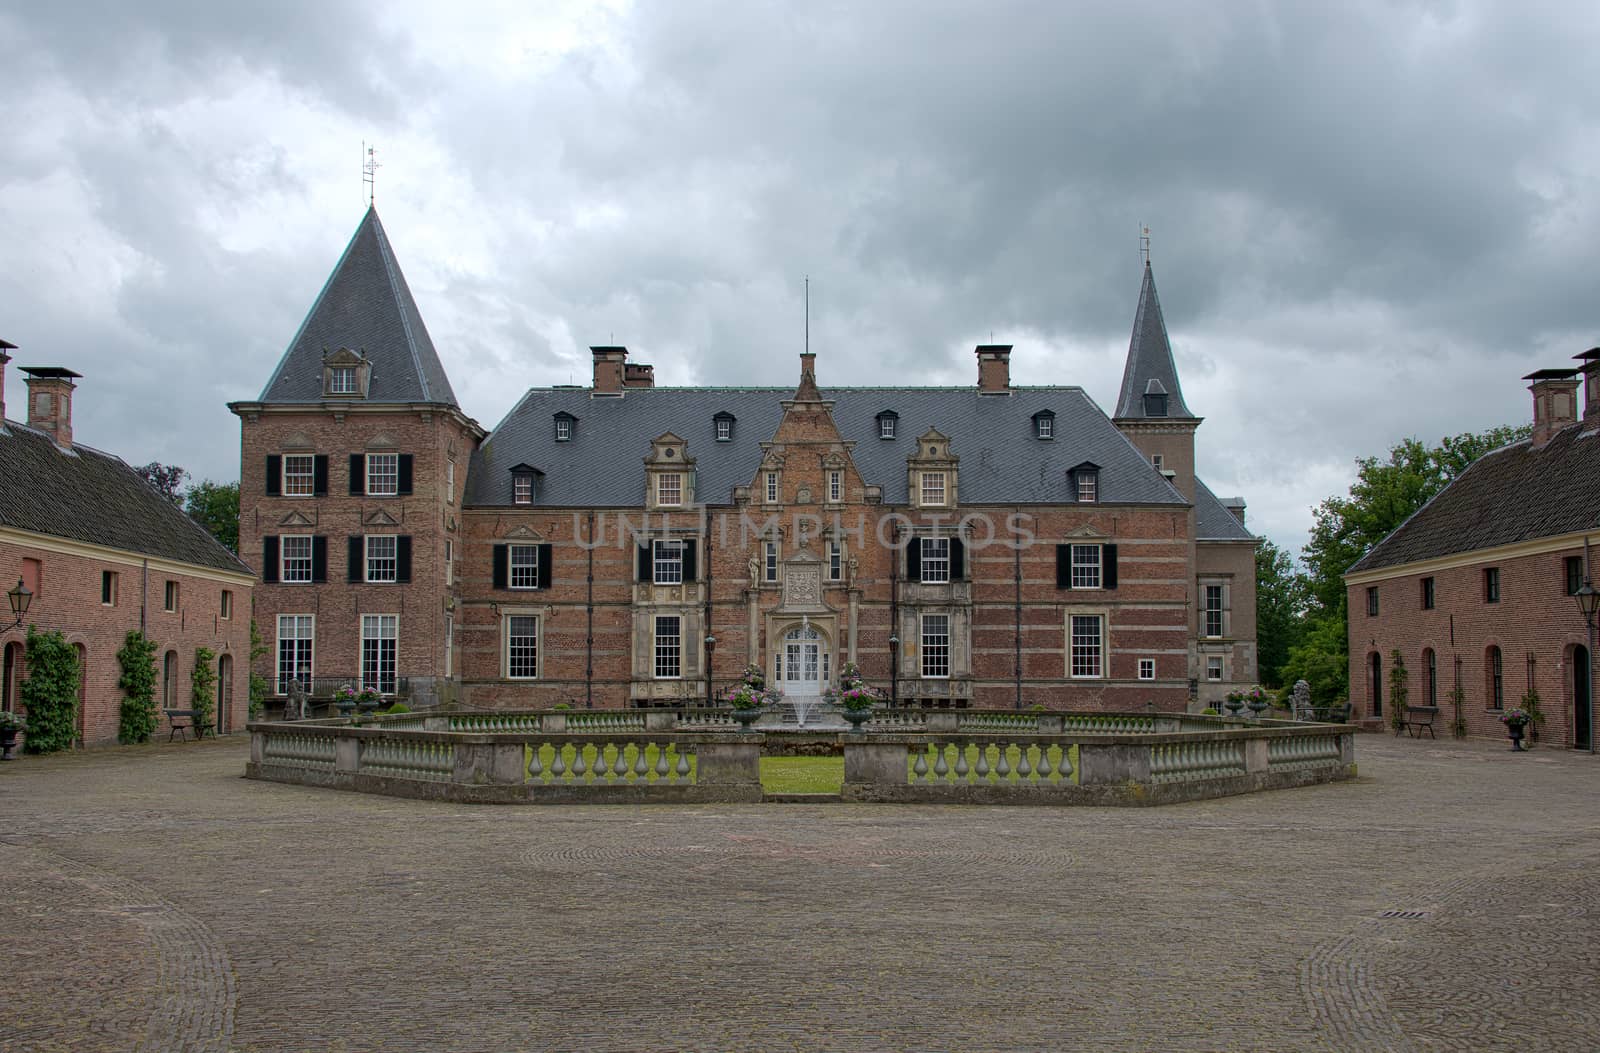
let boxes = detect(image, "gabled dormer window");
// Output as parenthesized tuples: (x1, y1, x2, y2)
(1142, 379, 1169, 418)
(876, 410, 898, 440)
(1032, 409, 1055, 440)
(1069, 462, 1100, 503)
(329, 367, 358, 394)
(714, 411, 735, 442)
(510, 463, 542, 506)
(321, 347, 369, 398)
(554, 412, 576, 442)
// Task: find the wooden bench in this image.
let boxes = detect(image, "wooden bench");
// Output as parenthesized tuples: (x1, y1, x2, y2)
(163, 709, 206, 742)
(1399, 705, 1438, 739)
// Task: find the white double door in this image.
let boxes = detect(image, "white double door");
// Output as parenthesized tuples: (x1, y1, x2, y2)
(777, 626, 828, 696)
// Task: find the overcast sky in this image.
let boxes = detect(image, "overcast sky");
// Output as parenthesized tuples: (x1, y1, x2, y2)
(3, 1, 1596, 557)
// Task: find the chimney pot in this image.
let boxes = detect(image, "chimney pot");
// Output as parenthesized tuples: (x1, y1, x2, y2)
(591, 345, 627, 394)
(1524, 367, 1581, 447)
(20, 365, 82, 449)
(1575, 348, 1600, 424)
(976, 344, 1012, 394)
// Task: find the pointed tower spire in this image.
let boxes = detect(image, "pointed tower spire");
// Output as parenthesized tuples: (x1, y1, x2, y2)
(257, 208, 459, 407)
(1114, 262, 1196, 420)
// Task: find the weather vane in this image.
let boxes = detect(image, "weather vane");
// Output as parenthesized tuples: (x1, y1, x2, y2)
(1140, 225, 1151, 265)
(362, 142, 382, 206)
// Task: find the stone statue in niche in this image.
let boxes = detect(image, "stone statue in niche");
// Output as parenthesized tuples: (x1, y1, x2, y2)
(748, 553, 762, 589)
(846, 556, 859, 587)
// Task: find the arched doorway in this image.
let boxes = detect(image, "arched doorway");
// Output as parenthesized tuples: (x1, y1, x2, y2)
(2, 641, 22, 714)
(1575, 645, 1592, 751)
(217, 654, 233, 734)
(1369, 652, 1382, 717)
(776, 625, 830, 697)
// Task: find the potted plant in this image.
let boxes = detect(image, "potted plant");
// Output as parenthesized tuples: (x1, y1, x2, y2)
(355, 686, 382, 715)
(724, 683, 768, 731)
(826, 662, 883, 732)
(334, 685, 359, 719)
(1500, 706, 1531, 751)
(1240, 686, 1271, 718)
(0, 710, 26, 761)
(1223, 690, 1246, 717)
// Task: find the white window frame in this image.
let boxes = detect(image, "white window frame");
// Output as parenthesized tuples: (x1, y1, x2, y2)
(1152, 454, 1164, 471)
(1206, 656, 1224, 681)
(446, 460, 455, 503)
(281, 535, 313, 584)
(765, 472, 779, 504)
(555, 418, 572, 442)
(444, 539, 453, 585)
(1070, 544, 1102, 589)
(1037, 416, 1053, 439)
(329, 366, 358, 395)
(1203, 584, 1224, 638)
(654, 615, 682, 680)
(656, 473, 683, 507)
(444, 614, 454, 678)
(1069, 614, 1104, 679)
(276, 614, 314, 695)
(365, 535, 398, 584)
(283, 454, 315, 498)
(920, 471, 947, 507)
(653, 538, 684, 585)
(1077, 471, 1098, 503)
(513, 474, 533, 505)
(920, 613, 951, 679)
(879, 416, 896, 439)
(828, 470, 842, 503)
(1138, 658, 1155, 681)
(920, 536, 951, 584)
(505, 614, 540, 679)
(828, 540, 843, 581)
(509, 544, 539, 589)
(366, 453, 398, 497)
(715, 418, 732, 442)
(764, 540, 779, 582)
(360, 614, 398, 694)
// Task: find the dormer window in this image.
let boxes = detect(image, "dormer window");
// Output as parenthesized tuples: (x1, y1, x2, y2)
(1033, 409, 1055, 440)
(1142, 379, 1169, 418)
(920, 471, 947, 507)
(555, 417, 572, 442)
(1070, 462, 1100, 503)
(714, 411, 735, 442)
(510, 463, 542, 506)
(657, 473, 683, 507)
(321, 348, 369, 398)
(876, 411, 898, 439)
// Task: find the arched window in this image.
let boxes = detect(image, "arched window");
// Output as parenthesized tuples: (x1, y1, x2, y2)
(217, 654, 233, 734)
(163, 651, 178, 710)
(1487, 646, 1504, 710)
(1369, 652, 1383, 717)
(1423, 648, 1437, 707)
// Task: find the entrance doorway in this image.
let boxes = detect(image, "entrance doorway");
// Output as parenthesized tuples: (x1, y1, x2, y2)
(777, 625, 828, 697)
(1576, 645, 1592, 751)
(1, 641, 20, 713)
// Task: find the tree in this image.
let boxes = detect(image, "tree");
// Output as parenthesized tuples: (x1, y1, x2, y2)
(248, 620, 269, 719)
(1255, 539, 1307, 687)
(185, 480, 240, 552)
(191, 646, 217, 731)
(20, 627, 80, 754)
(1278, 601, 1349, 707)
(135, 462, 188, 503)
(117, 630, 160, 744)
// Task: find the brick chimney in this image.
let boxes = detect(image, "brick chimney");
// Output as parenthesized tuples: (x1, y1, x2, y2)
(21, 366, 82, 449)
(794, 351, 821, 401)
(623, 362, 655, 389)
(1576, 348, 1600, 423)
(591, 346, 627, 394)
(976, 344, 1012, 394)
(0, 339, 14, 424)
(1524, 368, 1581, 448)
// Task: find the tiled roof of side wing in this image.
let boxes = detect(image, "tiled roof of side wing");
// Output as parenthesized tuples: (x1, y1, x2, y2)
(1194, 478, 1255, 541)
(0, 423, 253, 574)
(258, 207, 458, 407)
(465, 386, 1188, 507)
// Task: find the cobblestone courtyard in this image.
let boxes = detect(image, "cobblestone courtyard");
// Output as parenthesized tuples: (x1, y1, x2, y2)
(0, 732, 1595, 1052)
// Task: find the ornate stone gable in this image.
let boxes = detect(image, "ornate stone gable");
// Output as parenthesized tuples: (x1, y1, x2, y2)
(906, 427, 959, 510)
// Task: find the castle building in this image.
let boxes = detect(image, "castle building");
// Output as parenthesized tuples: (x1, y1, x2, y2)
(232, 209, 1256, 712)
(1345, 355, 1599, 745)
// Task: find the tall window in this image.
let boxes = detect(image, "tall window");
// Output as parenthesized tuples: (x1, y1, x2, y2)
(654, 616, 682, 679)
(828, 541, 842, 581)
(1484, 567, 1500, 604)
(1488, 646, 1504, 709)
(276, 615, 314, 694)
(1204, 584, 1224, 638)
(1206, 656, 1223, 681)
(514, 474, 533, 505)
(1070, 615, 1103, 678)
(507, 615, 539, 679)
(1077, 471, 1098, 503)
(656, 473, 683, 507)
(764, 540, 779, 582)
(1421, 577, 1435, 610)
(1565, 556, 1584, 596)
(920, 471, 947, 506)
(509, 545, 539, 589)
(1424, 648, 1437, 706)
(220, 590, 232, 620)
(444, 540, 453, 585)
(1071, 545, 1102, 589)
(329, 366, 357, 394)
(653, 539, 684, 585)
(283, 454, 315, 497)
(164, 581, 180, 611)
(765, 472, 779, 503)
(282, 535, 313, 583)
(446, 460, 455, 502)
(1370, 652, 1382, 716)
(361, 615, 398, 694)
(366, 453, 398, 496)
(365, 536, 397, 583)
(1366, 586, 1379, 617)
(920, 537, 951, 584)
(828, 470, 842, 503)
(920, 614, 950, 678)
(101, 570, 117, 606)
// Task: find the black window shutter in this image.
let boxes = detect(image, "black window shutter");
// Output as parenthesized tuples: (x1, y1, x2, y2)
(265, 456, 281, 496)
(397, 536, 412, 583)
(682, 540, 698, 582)
(537, 544, 553, 589)
(1055, 544, 1070, 589)
(1103, 544, 1118, 590)
(312, 455, 329, 497)
(637, 544, 652, 582)
(906, 537, 922, 582)
(349, 454, 364, 495)
(398, 455, 414, 495)
(949, 538, 965, 580)
(347, 537, 363, 583)
(311, 536, 328, 583)
(262, 536, 280, 583)
(492, 545, 508, 590)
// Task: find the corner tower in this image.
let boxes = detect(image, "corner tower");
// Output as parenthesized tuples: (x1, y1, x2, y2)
(1113, 262, 1201, 502)
(230, 208, 484, 710)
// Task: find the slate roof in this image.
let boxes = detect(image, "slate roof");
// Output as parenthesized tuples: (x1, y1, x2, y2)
(0, 422, 253, 575)
(466, 385, 1188, 508)
(1114, 262, 1198, 420)
(257, 207, 458, 407)
(1195, 478, 1255, 542)
(1347, 423, 1600, 574)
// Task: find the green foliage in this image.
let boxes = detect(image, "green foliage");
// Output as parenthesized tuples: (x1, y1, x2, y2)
(1200, 707, 1219, 715)
(184, 480, 239, 552)
(191, 646, 217, 731)
(1387, 650, 1410, 732)
(134, 462, 188, 503)
(247, 620, 269, 719)
(1447, 684, 1468, 739)
(1279, 602, 1349, 707)
(117, 630, 160, 744)
(1255, 539, 1307, 687)
(380, 701, 412, 715)
(1521, 687, 1545, 743)
(20, 627, 80, 754)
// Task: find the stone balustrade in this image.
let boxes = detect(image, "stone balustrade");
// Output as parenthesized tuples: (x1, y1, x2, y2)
(248, 710, 1355, 806)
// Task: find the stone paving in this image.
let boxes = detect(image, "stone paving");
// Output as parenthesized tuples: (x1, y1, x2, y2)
(0, 732, 1596, 1052)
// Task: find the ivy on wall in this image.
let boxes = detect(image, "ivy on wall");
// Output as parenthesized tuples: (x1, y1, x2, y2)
(117, 630, 160, 745)
(21, 627, 81, 754)
(191, 646, 217, 730)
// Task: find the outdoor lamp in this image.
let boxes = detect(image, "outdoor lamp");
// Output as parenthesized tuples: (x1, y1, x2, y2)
(5, 578, 31, 632)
